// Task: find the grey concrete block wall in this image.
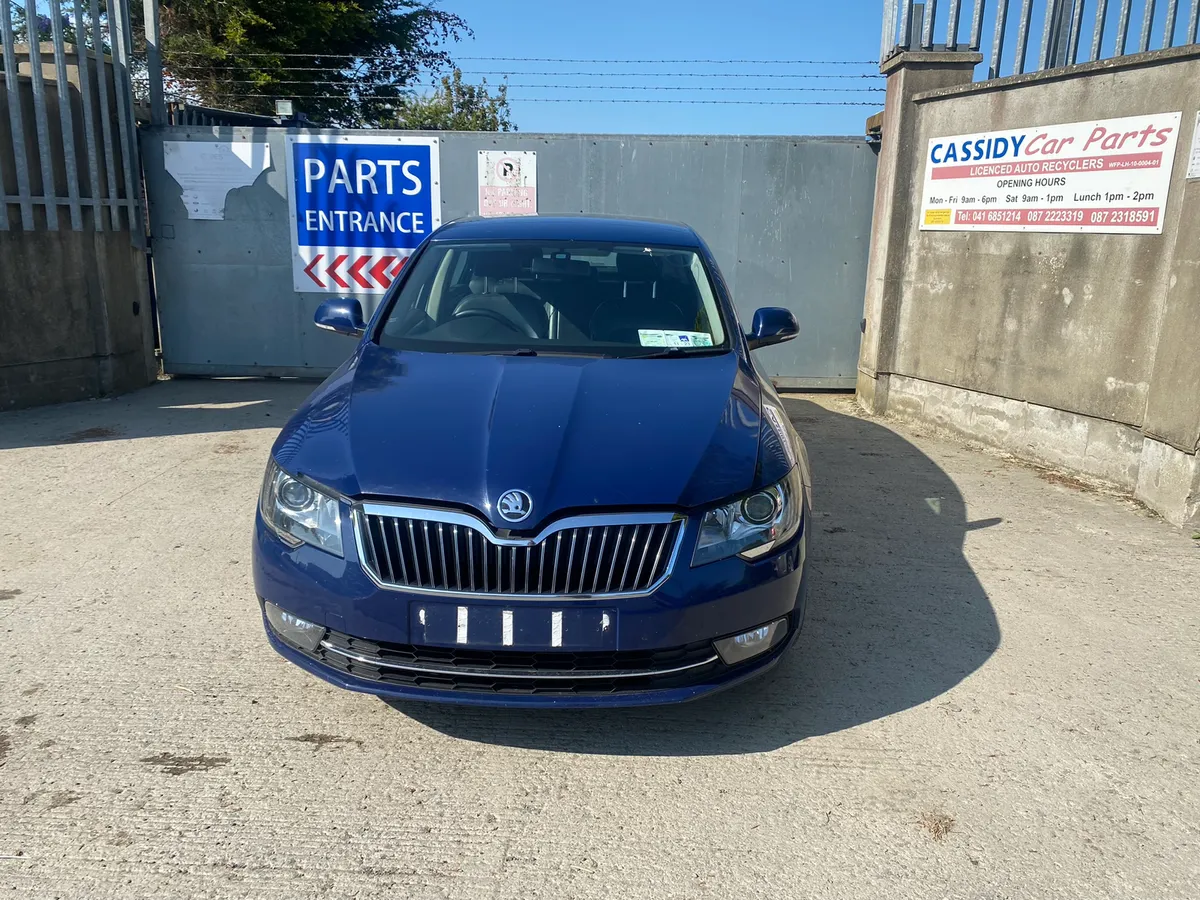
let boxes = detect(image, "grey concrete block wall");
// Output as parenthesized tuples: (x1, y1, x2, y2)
(859, 46, 1200, 527)
(897, 49, 1199, 433)
(1142, 171, 1200, 453)
(0, 228, 156, 411)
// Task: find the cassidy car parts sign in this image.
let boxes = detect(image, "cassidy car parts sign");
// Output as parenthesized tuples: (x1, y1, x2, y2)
(919, 112, 1181, 234)
(286, 134, 441, 293)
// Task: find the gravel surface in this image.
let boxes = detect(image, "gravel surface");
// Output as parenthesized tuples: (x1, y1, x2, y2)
(1, 379, 1197, 899)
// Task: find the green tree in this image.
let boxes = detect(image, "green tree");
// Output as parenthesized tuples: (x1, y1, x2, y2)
(145, 0, 471, 126)
(389, 69, 515, 131)
(6, 3, 76, 44)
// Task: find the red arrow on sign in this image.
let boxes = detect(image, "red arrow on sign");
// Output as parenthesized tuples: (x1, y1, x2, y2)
(349, 255, 372, 290)
(303, 253, 325, 288)
(370, 255, 397, 288)
(389, 256, 408, 279)
(326, 254, 350, 289)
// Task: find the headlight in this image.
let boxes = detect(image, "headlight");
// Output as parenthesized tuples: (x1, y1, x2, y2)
(692, 467, 803, 566)
(259, 459, 344, 557)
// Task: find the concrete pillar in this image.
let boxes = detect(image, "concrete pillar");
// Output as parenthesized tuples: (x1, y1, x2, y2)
(856, 51, 981, 414)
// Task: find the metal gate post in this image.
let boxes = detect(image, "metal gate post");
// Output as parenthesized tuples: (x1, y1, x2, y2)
(0, 4, 34, 229)
(143, 0, 167, 126)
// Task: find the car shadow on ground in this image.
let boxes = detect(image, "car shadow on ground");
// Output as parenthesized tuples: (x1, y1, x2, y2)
(0, 377, 319, 450)
(391, 396, 1001, 754)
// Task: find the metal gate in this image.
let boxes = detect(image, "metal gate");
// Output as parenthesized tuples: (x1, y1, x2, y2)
(141, 129, 877, 388)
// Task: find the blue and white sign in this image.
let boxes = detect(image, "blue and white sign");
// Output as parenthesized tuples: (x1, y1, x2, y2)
(285, 134, 441, 293)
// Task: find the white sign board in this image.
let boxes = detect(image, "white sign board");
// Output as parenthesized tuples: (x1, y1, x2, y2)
(1187, 111, 1200, 180)
(163, 141, 271, 220)
(919, 112, 1182, 234)
(478, 150, 537, 217)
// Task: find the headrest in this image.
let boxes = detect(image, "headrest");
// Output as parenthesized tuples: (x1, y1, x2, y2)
(470, 252, 523, 279)
(616, 253, 660, 281)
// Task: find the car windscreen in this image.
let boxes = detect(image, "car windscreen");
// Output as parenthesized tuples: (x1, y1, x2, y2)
(375, 240, 729, 357)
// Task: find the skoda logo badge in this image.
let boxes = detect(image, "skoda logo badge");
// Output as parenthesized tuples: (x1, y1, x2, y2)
(497, 489, 533, 523)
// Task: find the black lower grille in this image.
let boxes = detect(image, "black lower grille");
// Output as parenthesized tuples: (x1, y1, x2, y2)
(310, 629, 722, 696)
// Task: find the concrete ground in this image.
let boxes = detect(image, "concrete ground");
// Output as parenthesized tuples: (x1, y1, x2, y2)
(1, 379, 1197, 900)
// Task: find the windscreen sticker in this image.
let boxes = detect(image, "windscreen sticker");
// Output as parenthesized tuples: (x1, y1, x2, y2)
(638, 330, 714, 348)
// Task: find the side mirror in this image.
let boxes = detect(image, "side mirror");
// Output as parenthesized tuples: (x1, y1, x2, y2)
(314, 298, 366, 338)
(746, 307, 799, 351)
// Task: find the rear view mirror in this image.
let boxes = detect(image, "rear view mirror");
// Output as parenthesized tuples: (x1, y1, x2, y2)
(746, 307, 799, 351)
(314, 298, 366, 337)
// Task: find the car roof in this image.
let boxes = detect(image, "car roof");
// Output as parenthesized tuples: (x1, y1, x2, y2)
(430, 214, 703, 247)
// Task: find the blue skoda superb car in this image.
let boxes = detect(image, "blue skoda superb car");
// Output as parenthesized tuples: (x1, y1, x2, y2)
(254, 215, 811, 707)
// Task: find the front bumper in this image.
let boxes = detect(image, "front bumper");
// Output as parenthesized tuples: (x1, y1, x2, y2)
(253, 508, 808, 708)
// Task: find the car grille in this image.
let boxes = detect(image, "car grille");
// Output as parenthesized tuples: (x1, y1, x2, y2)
(356, 508, 684, 597)
(314, 629, 722, 696)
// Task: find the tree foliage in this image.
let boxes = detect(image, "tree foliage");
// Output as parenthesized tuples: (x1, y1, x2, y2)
(389, 69, 514, 131)
(147, 0, 472, 126)
(6, 2, 75, 45)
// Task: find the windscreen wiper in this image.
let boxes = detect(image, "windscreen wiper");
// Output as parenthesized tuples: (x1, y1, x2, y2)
(629, 347, 726, 359)
(481, 348, 613, 358)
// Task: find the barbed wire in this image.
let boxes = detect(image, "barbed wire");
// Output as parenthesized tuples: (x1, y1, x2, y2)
(160, 63, 885, 80)
(157, 52, 879, 65)
(456, 57, 881, 65)
(161, 77, 885, 93)
(187, 93, 882, 106)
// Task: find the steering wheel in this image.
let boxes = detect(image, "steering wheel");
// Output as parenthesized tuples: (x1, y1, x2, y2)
(451, 307, 539, 339)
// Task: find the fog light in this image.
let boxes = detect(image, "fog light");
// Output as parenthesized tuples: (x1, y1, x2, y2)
(264, 601, 326, 652)
(713, 618, 788, 665)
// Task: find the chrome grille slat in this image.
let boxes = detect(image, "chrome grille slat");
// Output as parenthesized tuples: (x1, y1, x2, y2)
(392, 518, 408, 584)
(451, 524, 461, 590)
(591, 526, 609, 593)
(361, 516, 378, 572)
(422, 522, 435, 588)
(467, 529, 476, 591)
(580, 529, 594, 595)
(370, 517, 391, 582)
(618, 525, 640, 592)
(357, 508, 683, 598)
(437, 523, 448, 589)
(649, 523, 671, 583)
(407, 520, 419, 585)
(481, 529, 489, 591)
(551, 532, 563, 594)
(633, 523, 656, 588)
(565, 531, 578, 594)
(605, 526, 625, 592)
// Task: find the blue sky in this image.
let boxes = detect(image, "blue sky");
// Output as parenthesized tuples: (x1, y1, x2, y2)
(440, 0, 888, 136)
(440, 0, 1193, 136)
